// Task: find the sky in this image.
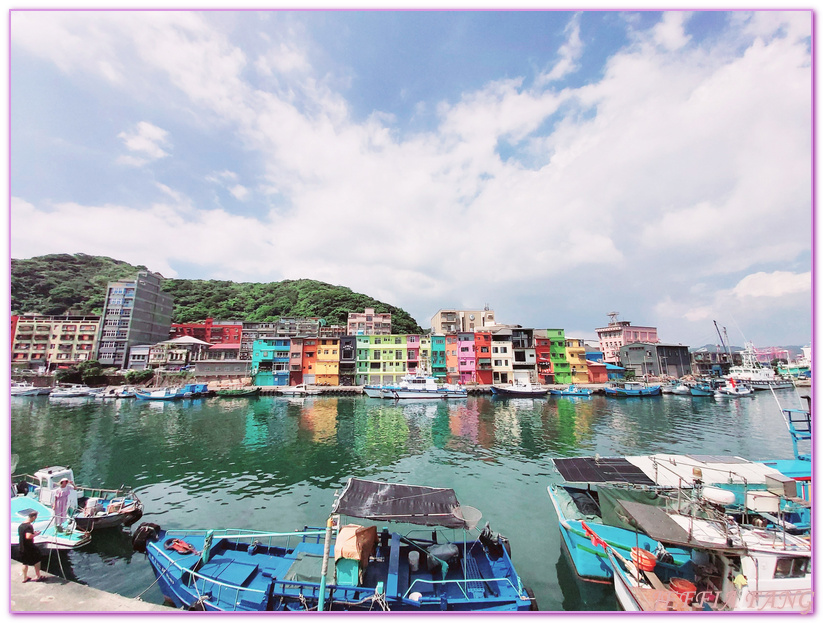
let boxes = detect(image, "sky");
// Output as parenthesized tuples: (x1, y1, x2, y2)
(7, 9, 814, 349)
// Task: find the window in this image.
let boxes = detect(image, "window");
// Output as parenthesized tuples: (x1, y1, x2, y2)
(774, 557, 809, 578)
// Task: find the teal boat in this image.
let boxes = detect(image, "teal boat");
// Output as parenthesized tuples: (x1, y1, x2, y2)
(549, 385, 593, 397)
(603, 382, 661, 397)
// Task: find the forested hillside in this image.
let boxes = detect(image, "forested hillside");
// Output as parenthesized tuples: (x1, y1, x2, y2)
(11, 254, 423, 333)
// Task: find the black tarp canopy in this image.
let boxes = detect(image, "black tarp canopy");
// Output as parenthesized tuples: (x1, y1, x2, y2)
(332, 478, 470, 529)
(552, 457, 656, 486)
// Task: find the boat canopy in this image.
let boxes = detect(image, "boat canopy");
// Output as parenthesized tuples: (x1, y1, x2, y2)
(332, 478, 472, 529)
(614, 499, 743, 552)
(552, 457, 656, 486)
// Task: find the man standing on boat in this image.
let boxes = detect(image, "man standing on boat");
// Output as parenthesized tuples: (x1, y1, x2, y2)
(53, 477, 76, 532)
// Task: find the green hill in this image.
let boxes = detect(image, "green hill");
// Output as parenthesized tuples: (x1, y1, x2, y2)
(11, 254, 423, 334)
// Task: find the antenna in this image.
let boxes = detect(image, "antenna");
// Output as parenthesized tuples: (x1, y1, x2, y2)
(607, 311, 620, 325)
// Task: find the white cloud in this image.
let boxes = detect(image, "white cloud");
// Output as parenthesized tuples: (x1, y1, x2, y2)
(10, 11, 812, 344)
(731, 271, 811, 299)
(117, 121, 171, 166)
(537, 13, 583, 85)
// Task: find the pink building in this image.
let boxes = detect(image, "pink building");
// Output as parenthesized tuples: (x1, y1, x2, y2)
(595, 317, 659, 364)
(457, 332, 476, 383)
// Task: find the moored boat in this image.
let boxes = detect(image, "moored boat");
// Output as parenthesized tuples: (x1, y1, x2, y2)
(549, 385, 593, 397)
(726, 342, 794, 390)
(604, 499, 811, 612)
(603, 382, 661, 397)
(369, 373, 467, 400)
(134, 477, 535, 612)
(11, 489, 91, 554)
(279, 383, 321, 397)
(216, 387, 261, 397)
(16, 466, 144, 532)
(49, 384, 93, 398)
(135, 388, 180, 401)
(490, 381, 548, 397)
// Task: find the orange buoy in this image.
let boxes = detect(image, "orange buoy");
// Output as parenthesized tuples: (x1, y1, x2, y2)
(630, 547, 657, 571)
(669, 577, 697, 602)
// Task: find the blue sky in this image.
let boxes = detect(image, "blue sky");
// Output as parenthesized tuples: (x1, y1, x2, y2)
(8, 10, 813, 348)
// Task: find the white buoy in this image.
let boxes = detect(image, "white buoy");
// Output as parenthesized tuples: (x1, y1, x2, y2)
(702, 487, 737, 506)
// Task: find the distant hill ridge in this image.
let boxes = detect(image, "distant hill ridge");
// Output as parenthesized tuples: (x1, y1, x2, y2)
(11, 253, 423, 334)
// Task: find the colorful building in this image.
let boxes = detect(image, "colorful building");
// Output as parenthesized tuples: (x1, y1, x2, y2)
(565, 338, 589, 384)
(490, 332, 514, 384)
(169, 318, 242, 344)
(474, 332, 493, 385)
(252, 338, 290, 386)
(457, 332, 476, 383)
(547, 329, 572, 384)
(354, 334, 410, 385)
(315, 338, 340, 386)
(595, 314, 659, 364)
(430, 335, 447, 379)
(445, 334, 460, 384)
(534, 332, 553, 384)
(302, 338, 318, 385)
(289, 337, 305, 385)
(12, 315, 101, 371)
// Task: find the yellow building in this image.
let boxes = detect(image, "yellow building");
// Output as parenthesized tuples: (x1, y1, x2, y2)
(565, 338, 589, 384)
(315, 338, 340, 385)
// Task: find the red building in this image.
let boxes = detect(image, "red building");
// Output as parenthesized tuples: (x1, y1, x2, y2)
(474, 332, 493, 385)
(169, 318, 242, 344)
(535, 335, 553, 383)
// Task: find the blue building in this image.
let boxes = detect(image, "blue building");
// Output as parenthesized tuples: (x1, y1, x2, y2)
(252, 338, 291, 386)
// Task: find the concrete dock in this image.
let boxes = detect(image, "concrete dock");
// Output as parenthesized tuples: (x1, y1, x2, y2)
(9, 560, 175, 612)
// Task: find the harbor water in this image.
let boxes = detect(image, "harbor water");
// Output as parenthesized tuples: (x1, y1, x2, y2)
(10, 389, 808, 611)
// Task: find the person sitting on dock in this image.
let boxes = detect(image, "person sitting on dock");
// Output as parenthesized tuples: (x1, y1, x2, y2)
(18, 512, 43, 582)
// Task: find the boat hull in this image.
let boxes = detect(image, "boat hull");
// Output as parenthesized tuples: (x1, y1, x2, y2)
(140, 528, 532, 612)
(490, 387, 548, 397)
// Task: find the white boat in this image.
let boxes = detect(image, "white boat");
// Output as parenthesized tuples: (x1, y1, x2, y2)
(371, 373, 467, 400)
(11, 494, 91, 553)
(278, 383, 321, 396)
(670, 381, 692, 396)
(715, 381, 754, 398)
(11, 382, 46, 396)
(94, 386, 137, 399)
(726, 343, 794, 390)
(491, 381, 548, 397)
(49, 384, 92, 398)
(606, 500, 811, 612)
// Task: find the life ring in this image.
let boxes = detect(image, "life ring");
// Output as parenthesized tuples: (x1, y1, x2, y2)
(164, 538, 198, 555)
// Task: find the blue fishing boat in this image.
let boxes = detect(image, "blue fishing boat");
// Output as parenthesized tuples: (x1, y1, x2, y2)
(548, 450, 812, 581)
(134, 478, 536, 612)
(603, 381, 661, 397)
(546, 484, 692, 582)
(135, 388, 180, 401)
(549, 385, 593, 397)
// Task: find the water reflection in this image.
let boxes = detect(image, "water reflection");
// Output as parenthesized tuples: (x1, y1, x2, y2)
(10, 391, 804, 611)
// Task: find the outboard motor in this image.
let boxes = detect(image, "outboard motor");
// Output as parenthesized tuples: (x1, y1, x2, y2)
(479, 522, 510, 560)
(132, 522, 162, 553)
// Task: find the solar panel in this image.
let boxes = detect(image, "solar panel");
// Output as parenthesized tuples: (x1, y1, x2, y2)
(552, 457, 656, 485)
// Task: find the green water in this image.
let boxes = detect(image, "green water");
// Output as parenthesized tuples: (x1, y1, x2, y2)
(10, 390, 806, 611)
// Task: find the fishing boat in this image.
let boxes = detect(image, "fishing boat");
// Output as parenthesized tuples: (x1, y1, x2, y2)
(689, 379, 721, 397)
(603, 382, 661, 397)
(549, 385, 593, 397)
(548, 451, 811, 581)
(135, 388, 181, 401)
(604, 500, 811, 612)
(279, 383, 321, 397)
(670, 382, 692, 395)
(367, 373, 467, 400)
(490, 381, 548, 397)
(49, 384, 93, 398)
(216, 387, 261, 398)
(15, 466, 144, 532)
(726, 343, 794, 390)
(95, 386, 137, 399)
(174, 383, 212, 398)
(134, 478, 536, 612)
(714, 380, 754, 398)
(11, 381, 50, 396)
(11, 495, 91, 554)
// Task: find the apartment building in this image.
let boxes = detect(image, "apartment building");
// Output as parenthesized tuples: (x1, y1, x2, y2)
(95, 271, 174, 368)
(169, 318, 243, 344)
(11, 315, 101, 371)
(595, 314, 659, 364)
(430, 307, 495, 334)
(565, 337, 589, 384)
(347, 308, 391, 335)
(315, 338, 340, 385)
